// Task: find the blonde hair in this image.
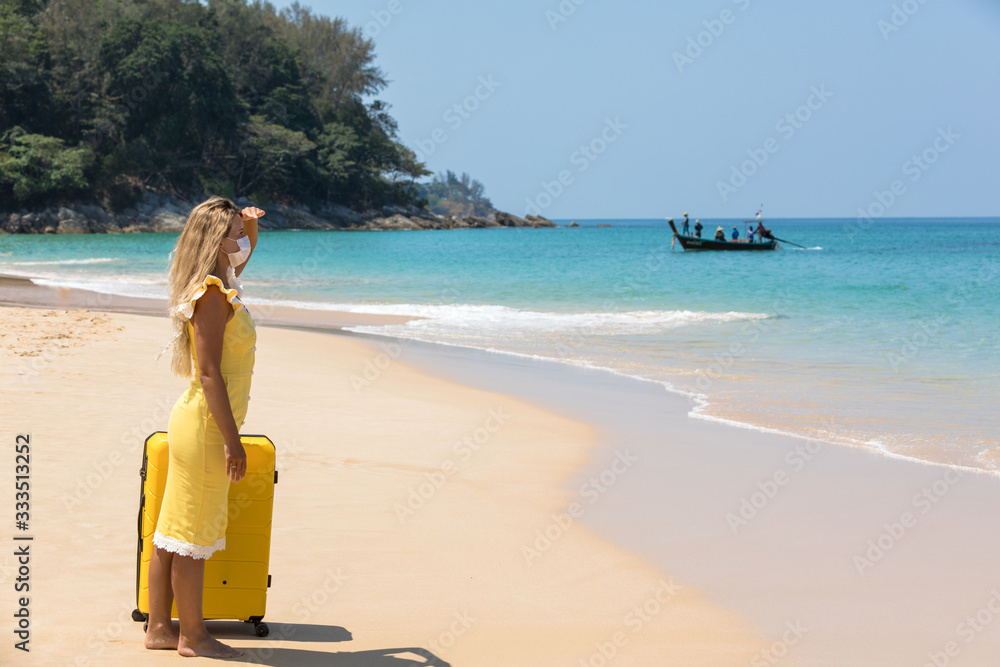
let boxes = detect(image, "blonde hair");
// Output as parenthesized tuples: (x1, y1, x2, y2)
(166, 196, 241, 377)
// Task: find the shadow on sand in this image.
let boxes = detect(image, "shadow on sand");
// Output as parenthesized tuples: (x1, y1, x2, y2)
(208, 620, 353, 643)
(236, 647, 451, 666)
(205, 622, 451, 666)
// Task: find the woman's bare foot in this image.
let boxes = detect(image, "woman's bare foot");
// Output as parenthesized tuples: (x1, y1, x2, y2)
(177, 633, 243, 658)
(144, 621, 180, 650)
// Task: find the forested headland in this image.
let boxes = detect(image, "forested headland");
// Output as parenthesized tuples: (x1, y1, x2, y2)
(0, 0, 554, 231)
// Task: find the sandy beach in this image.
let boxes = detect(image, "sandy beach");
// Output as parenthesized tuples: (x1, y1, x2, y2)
(5, 276, 1000, 666)
(0, 280, 767, 666)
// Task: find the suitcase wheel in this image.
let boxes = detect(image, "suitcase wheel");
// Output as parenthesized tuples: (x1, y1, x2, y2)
(131, 608, 146, 623)
(255, 622, 269, 637)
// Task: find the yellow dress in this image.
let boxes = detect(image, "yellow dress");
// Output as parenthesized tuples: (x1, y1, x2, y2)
(153, 275, 256, 560)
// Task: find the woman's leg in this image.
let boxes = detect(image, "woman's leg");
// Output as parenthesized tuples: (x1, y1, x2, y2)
(144, 545, 179, 649)
(173, 554, 243, 658)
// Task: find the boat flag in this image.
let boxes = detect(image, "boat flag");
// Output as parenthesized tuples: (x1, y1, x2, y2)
(755, 207, 762, 220)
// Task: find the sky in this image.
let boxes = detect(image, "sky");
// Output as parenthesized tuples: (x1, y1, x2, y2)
(269, 0, 1000, 219)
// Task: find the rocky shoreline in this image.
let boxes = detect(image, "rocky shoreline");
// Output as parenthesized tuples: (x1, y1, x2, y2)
(0, 192, 558, 234)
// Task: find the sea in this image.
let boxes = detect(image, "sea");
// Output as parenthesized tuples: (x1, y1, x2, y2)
(2, 217, 998, 473)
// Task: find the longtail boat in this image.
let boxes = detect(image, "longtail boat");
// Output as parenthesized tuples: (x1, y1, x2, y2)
(668, 219, 778, 251)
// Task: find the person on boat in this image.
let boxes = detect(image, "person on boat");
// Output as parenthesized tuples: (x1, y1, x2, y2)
(747, 226, 755, 243)
(715, 226, 725, 241)
(756, 221, 771, 240)
(694, 220, 703, 238)
(731, 226, 739, 241)
(682, 212, 690, 235)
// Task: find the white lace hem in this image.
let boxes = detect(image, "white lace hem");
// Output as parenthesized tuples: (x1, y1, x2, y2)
(153, 531, 226, 560)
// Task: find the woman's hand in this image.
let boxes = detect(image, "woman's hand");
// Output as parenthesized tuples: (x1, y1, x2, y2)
(236, 207, 262, 278)
(225, 439, 247, 483)
(241, 206, 265, 221)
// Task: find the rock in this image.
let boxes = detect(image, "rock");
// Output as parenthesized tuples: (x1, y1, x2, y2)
(1, 192, 565, 234)
(569, 221, 580, 228)
(462, 216, 498, 228)
(319, 202, 363, 227)
(525, 214, 557, 228)
(57, 218, 89, 233)
(380, 204, 410, 216)
(491, 211, 556, 228)
(494, 211, 526, 227)
(78, 204, 109, 223)
(364, 214, 423, 231)
(150, 210, 186, 233)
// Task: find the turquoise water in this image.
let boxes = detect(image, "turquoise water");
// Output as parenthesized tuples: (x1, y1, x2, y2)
(2, 218, 998, 470)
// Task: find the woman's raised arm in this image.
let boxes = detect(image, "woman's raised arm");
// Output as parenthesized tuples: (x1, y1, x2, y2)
(234, 207, 264, 278)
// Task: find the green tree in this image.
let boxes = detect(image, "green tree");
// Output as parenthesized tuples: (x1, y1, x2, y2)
(203, 0, 316, 133)
(0, 127, 91, 204)
(38, 0, 161, 143)
(312, 100, 427, 209)
(311, 121, 359, 200)
(94, 18, 247, 187)
(0, 1, 55, 133)
(422, 171, 494, 217)
(0, 0, 439, 213)
(233, 114, 316, 195)
(269, 2, 386, 113)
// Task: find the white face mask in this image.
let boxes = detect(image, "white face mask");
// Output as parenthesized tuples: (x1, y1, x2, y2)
(222, 235, 251, 267)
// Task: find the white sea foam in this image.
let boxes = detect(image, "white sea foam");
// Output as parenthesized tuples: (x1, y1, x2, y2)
(24, 274, 166, 300)
(3, 257, 121, 265)
(258, 300, 773, 336)
(341, 324, 705, 399)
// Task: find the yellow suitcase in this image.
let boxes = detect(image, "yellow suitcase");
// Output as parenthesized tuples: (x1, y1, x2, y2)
(131, 431, 276, 637)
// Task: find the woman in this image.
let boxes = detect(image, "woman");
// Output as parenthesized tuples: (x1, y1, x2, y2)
(145, 196, 264, 658)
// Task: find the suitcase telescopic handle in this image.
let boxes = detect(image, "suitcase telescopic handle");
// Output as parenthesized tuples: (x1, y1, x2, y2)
(135, 492, 145, 607)
(137, 493, 145, 537)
